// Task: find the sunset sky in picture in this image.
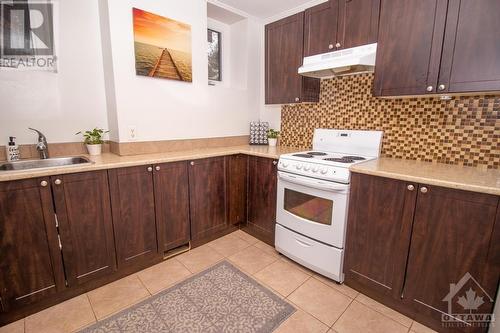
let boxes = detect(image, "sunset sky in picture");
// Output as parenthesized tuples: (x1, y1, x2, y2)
(133, 8, 191, 53)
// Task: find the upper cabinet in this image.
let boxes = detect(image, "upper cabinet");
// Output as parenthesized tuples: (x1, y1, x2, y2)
(265, 13, 320, 104)
(304, 0, 380, 57)
(374, 0, 500, 97)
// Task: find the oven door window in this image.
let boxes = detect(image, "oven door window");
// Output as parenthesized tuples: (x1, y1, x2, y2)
(284, 189, 333, 225)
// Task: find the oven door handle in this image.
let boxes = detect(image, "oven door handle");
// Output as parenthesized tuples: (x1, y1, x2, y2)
(278, 171, 349, 192)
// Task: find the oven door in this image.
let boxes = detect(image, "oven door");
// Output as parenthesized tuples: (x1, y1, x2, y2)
(276, 171, 349, 248)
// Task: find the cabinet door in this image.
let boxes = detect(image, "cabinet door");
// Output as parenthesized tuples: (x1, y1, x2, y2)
(403, 186, 499, 332)
(373, 0, 448, 96)
(108, 166, 158, 267)
(265, 12, 320, 104)
(228, 154, 248, 226)
(438, 0, 500, 94)
(0, 179, 64, 311)
(338, 0, 380, 49)
(304, 0, 339, 57)
(154, 161, 190, 253)
(245, 156, 278, 245)
(344, 174, 416, 298)
(189, 157, 228, 243)
(51, 171, 116, 286)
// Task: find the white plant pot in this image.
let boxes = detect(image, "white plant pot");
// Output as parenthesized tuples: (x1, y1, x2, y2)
(268, 138, 278, 147)
(86, 144, 102, 156)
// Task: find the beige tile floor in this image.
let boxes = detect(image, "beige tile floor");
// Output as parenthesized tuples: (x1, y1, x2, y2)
(0, 231, 438, 333)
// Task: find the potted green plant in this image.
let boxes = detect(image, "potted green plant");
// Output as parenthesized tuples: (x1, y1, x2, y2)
(267, 129, 280, 147)
(76, 128, 109, 156)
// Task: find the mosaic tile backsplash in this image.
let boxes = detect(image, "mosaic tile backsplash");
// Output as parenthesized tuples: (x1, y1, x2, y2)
(281, 74, 500, 169)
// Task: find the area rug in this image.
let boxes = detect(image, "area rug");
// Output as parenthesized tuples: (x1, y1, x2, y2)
(80, 261, 295, 333)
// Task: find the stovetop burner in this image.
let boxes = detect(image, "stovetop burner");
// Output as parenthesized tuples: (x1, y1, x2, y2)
(323, 157, 355, 163)
(293, 154, 314, 158)
(342, 156, 366, 161)
(306, 151, 328, 156)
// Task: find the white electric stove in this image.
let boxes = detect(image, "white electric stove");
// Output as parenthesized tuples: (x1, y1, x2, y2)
(275, 129, 383, 282)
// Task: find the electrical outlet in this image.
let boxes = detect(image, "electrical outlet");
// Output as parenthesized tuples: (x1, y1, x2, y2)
(128, 126, 137, 141)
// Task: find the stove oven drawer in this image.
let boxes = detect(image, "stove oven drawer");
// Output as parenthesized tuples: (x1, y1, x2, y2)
(275, 224, 344, 282)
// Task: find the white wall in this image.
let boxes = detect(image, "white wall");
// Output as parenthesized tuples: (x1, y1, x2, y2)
(103, 0, 262, 142)
(0, 0, 109, 144)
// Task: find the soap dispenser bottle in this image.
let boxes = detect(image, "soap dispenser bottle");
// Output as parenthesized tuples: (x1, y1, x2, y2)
(6, 136, 20, 162)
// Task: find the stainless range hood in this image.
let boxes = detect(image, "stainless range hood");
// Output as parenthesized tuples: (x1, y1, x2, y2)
(298, 43, 377, 79)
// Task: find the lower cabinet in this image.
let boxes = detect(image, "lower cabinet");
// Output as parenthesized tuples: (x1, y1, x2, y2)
(345, 173, 500, 333)
(51, 171, 117, 286)
(188, 157, 228, 244)
(0, 178, 65, 311)
(108, 165, 159, 268)
(228, 154, 248, 226)
(153, 161, 191, 253)
(245, 156, 278, 245)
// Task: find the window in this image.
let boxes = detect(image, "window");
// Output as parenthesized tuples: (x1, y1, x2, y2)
(207, 29, 221, 81)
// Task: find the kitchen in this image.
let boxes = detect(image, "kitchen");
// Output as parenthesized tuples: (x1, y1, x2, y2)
(0, 0, 499, 333)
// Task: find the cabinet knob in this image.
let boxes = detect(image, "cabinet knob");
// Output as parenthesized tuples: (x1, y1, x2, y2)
(426, 85, 433, 92)
(294, 97, 300, 102)
(328, 44, 334, 50)
(40, 180, 48, 187)
(407, 184, 415, 191)
(420, 187, 428, 194)
(273, 161, 278, 166)
(54, 179, 62, 185)
(438, 84, 446, 91)
(335, 42, 341, 48)
(155, 166, 161, 171)
(190, 161, 195, 166)
(147, 166, 153, 172)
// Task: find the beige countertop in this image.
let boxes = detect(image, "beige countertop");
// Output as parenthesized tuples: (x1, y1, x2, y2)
(0, 145, 301, 182)
(350, 157, 500, 196)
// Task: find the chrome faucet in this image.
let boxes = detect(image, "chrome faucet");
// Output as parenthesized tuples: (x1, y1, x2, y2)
(28, 128, 49, 159)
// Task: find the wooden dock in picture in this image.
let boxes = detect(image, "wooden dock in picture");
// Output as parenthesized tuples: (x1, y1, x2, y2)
(149, 49, 182, 80)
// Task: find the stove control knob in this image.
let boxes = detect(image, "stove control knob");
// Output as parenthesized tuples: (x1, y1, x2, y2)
(303, 165, 311, 171)
(312, 167, 319, 173)
(320, 168, 328, 175)
(296, 164, 303, 170)
(281, 162, 289, 168)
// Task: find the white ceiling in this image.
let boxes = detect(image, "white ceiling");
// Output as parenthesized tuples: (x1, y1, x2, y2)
(215, 0, 322, 19)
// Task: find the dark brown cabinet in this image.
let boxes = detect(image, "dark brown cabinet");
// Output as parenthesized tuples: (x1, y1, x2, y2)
(108, 166, 158, 268)
(344, 174, 416, 298)
(188, 157, 228, 244)
(374, 0, 500, 97)
(345, 173, 500, 333)
(265, 12, 320, 104)
(244, 156, 278, 245)
(52, 171, 116, 286)
(153, 161, 191, 253)
(228, 154, 248, 226)
(304, 0, 379, 57)
(0, 178, 64, 311)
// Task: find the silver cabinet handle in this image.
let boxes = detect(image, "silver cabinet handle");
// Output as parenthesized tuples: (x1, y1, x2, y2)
(438, 84, 446, 91)
(426, 86, 433, 92)
(407, 184, 415, 191)
(40, 180, 48, 187)
(328, 44, 334, 49)
(54, 179, 62, 185)
(420, 187, 428, 194)
(294, 97, 300, 102)
(155, 166, 161, 171)
(335, 42, 341, 48)
(190, 161, 195, 166)
(147, 166, 153, 172)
